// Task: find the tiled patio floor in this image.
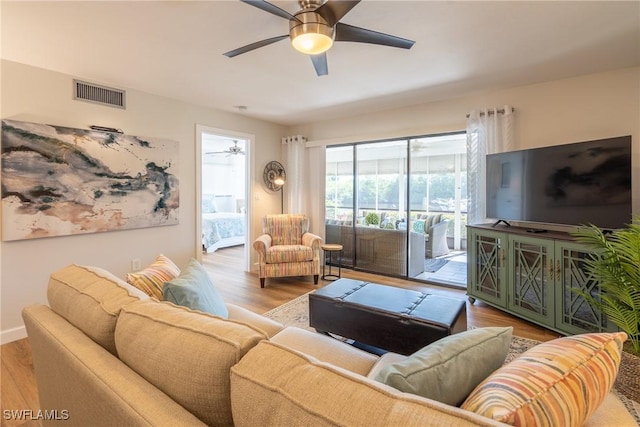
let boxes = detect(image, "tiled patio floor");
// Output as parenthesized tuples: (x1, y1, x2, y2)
(415, 252, 467, 289)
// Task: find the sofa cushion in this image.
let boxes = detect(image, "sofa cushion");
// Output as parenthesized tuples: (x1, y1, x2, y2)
(270, 327, 378, 376)
(125, 254, 180, 300)
(230, 341, 502, 427)
(163, 258, 228, 318)
(265, 245, 313, 263)
(226, 304, 284, 338)
(115, 299, 268, 427)
(374, 327, 512, 406)
(47, 264, 148, 355)
(461, 332, 627, 427)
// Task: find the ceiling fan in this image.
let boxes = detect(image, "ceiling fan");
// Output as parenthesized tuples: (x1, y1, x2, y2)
(206, 140, 245, 156)
(223, 0, 415, 76)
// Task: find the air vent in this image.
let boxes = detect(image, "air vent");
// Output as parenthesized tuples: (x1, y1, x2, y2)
(73, 79, 126, 109)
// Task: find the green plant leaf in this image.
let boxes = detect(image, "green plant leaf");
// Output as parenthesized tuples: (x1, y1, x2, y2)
(570, 216, 640, 354)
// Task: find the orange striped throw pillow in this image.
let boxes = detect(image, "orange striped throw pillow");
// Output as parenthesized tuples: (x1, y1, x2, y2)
(126, 254, 180, 300)
(461, 332, 627, 427)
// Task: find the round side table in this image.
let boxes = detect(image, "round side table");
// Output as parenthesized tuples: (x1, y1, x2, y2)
(321, 244, 343, 281)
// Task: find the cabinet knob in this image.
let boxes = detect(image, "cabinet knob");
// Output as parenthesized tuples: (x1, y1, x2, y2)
(548, 259, 555, 280)
(556, 260, 562, 279)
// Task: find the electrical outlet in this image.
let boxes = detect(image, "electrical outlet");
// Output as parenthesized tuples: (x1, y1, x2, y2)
(131, 258, 141, 271)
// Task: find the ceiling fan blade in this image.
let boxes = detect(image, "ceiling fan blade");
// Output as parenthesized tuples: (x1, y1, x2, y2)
(240, 0, 299, 21)
(310, 53, 328, 76)
(335, 22, 415, 49)
(315, 0, 360, 27)
(223, 35, 288, 57)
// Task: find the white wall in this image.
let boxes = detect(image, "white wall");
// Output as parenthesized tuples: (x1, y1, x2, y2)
(0, 60, 287, 342)
(295, 67, 640, 216)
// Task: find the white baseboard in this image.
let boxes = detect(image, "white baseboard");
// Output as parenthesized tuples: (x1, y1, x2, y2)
(1, 326, 27, 345)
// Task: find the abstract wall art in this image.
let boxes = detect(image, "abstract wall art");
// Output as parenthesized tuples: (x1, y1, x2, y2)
(1, 119, 179, 241)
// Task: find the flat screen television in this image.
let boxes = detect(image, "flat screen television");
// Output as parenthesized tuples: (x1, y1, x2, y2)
(486, 136, 632, 230)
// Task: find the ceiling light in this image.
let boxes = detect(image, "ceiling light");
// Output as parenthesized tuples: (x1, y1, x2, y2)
(291, 30, 333, 54)
(290, 11, 334, 55)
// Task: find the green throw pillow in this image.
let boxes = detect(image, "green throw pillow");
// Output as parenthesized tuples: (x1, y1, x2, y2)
(163, 258, 229, 318)
(374, 327, 512, 406)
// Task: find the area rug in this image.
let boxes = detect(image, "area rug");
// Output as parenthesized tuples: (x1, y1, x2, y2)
(424, 257, 449, 273)
(264, 292, 640, 423)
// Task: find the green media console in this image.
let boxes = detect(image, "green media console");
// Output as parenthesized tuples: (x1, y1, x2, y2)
(467, 224, 618, 336)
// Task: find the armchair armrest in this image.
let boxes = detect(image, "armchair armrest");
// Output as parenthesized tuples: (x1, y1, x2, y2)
(426, 220, 450, 258)
(301, 232, 322, 249)
(427, 219, 448, 239)
(253, 234, 272, 262)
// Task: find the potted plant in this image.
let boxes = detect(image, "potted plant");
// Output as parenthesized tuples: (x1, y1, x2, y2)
(570, 216, 640, 355)
(364, 212, 380, 227)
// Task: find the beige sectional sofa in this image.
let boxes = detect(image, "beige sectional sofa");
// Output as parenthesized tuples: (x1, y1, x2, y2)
(23, 264, 636, 426)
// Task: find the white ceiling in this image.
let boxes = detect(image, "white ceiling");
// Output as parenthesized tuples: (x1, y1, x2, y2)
(2, 1, 639, 126)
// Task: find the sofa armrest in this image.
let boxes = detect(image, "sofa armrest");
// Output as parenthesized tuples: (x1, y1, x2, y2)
(583, 392, 638, 427)
(252, 234, 272, 261)
(226, 303, 284, 338)
(22, 305, 206, 427)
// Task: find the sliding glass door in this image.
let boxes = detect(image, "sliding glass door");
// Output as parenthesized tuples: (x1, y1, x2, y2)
(355, 141, 408, 276)
(325, 133, 468, 287)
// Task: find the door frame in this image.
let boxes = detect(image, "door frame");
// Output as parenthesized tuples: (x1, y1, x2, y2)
(195, 124, 254, 272)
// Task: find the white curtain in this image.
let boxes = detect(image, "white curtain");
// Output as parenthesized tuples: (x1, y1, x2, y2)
(466, 106, 515, 225)
(282, 135, 308, 214)
(305, 146, 326, 237)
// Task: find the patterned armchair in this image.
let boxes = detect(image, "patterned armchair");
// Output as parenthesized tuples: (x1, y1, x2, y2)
(253, 214, 322, 288)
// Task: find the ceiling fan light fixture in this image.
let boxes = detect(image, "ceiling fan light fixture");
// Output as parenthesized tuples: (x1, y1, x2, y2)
(291, 30, 333, 54)
(290, 11, 334, 55)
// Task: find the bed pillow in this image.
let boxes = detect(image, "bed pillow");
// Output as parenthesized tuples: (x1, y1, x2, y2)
(126, 254, 181, 300)
(461, 332, 627, 426)
(374, 327, 512, 406)
(202, 195, 218, 213)
(163, 258, 228, 318)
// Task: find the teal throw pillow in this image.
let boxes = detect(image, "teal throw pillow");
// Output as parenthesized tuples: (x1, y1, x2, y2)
(163, 258, 228, 318)
(374, 327, 512, 406)
(412, 220, 425, 233)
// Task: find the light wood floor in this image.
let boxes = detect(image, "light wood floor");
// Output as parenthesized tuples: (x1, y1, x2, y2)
(0, 245, 561, 427)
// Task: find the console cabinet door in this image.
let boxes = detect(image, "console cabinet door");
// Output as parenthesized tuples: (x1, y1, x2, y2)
(507, 235, 555, 326)
(467, 228, 507, 306)
(555, 241, 618, 334)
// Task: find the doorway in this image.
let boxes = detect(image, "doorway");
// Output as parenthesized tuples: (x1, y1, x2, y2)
(196, 125, 252, 272)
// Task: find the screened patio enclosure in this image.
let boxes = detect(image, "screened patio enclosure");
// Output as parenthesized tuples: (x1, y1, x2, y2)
(325, 133, 468, 288)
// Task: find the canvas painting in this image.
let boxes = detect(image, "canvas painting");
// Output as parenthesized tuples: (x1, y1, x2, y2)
(1, 119, 179, 241)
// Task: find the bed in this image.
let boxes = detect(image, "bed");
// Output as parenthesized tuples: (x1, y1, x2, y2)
(201, 194, 246, 253)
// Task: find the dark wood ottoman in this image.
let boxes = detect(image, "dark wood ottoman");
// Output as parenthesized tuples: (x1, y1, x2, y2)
(309, 278, 467, 355)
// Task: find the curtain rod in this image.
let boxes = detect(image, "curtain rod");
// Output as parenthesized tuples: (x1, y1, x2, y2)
(466, 107, 515, 119)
